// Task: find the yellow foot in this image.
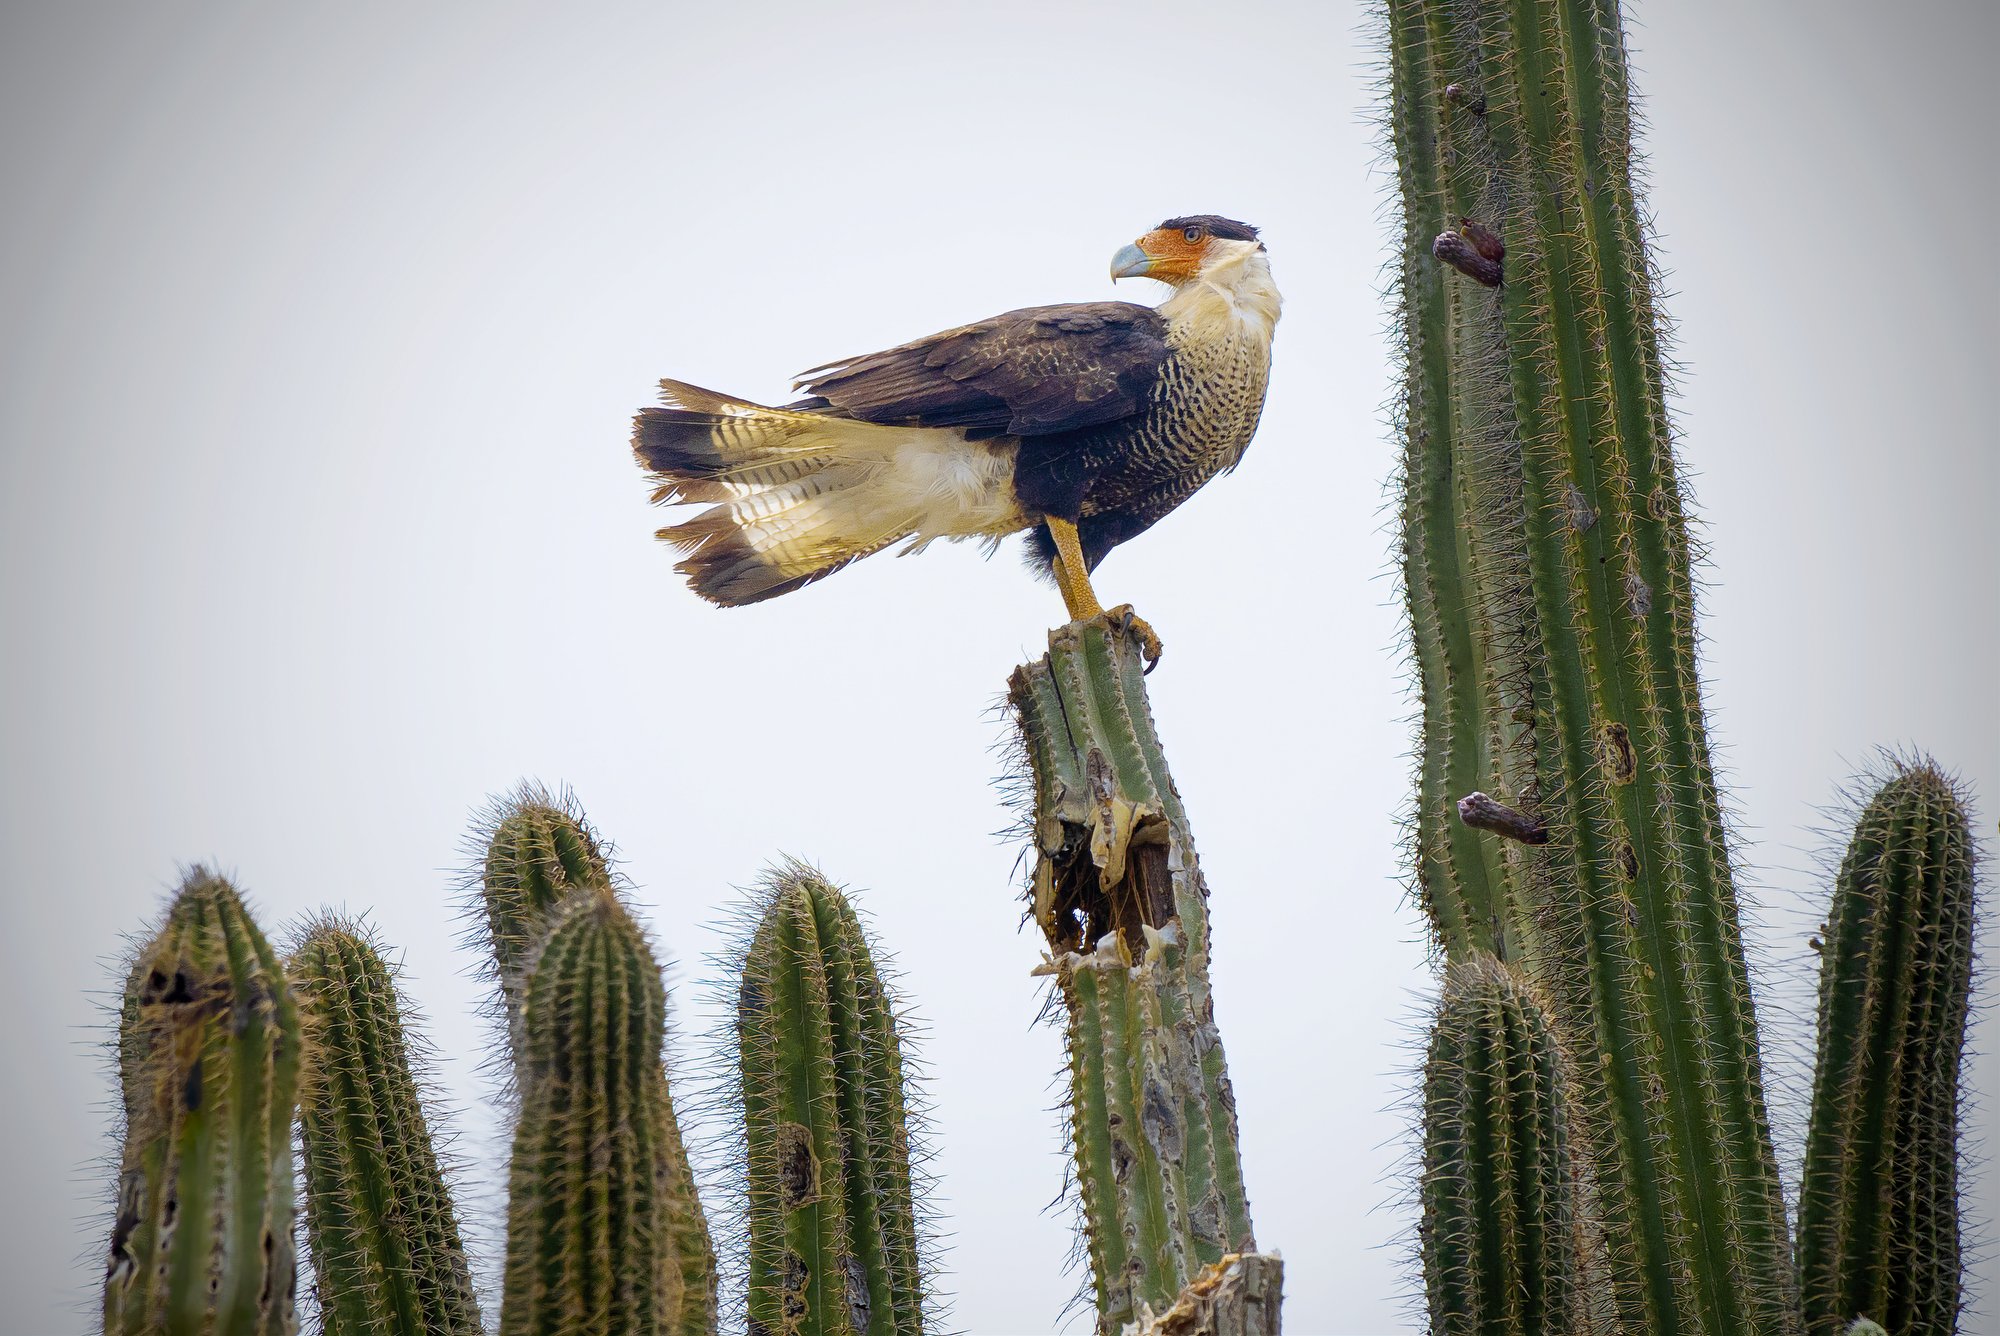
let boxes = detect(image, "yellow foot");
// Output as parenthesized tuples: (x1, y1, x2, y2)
(1105, 604, 1164, 673)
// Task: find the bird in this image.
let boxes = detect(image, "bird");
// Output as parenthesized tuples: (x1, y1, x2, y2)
(631, 215, 1281, 664)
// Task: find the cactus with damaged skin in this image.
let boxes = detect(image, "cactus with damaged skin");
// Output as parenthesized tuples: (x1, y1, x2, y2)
(1795, 762, 1976, 1336)
(1420, 953, 1599, 1336)
(1009, 615, 1278, 1336)
(289, 916, 481, 1336)
(734, 863, 928, 1336)
(1387, 0, 1794, 1330)
(101, 869, 301, 1336)
(501, 886, 716, 1336)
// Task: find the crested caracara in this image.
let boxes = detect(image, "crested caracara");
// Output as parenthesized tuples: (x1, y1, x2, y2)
(632, 215, 1281, 660)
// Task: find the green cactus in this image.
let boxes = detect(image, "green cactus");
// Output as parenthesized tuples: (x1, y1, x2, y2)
(501, 885, 715, 1336)
(1420, 953, 1599, 1336)
(470, 781, 613, 1030)
(288, 916, 481, 1336)
(1796, 761, 1976, 1336)
(101, 869, 301, 1336)
(1386, 1, 1794, 1330)
(733, 862, 928, 1336)
(1009, 615, 1271, 1334)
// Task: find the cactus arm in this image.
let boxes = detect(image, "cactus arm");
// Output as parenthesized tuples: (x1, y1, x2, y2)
(289, 917, 481, 1336)
(102, 870, 300, 1336)
(1796, 763, 1975, 1336)
(1009, 617, 1271, 1333)
(471, 782, 612, 1032)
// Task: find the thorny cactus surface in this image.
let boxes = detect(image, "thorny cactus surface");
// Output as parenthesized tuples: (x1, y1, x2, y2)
(1796, 762, 1977, 1336)
(102, 869, 301, 1336)
(501, 887, 716, 1336)
(1387, 0, 1794, 1329)
(732, 864, 928, 1336)
(289, 917, 481, 1336)
(471, 781, 614, 1038)
(1009, 615, 1277, 1335)
(1420, 953, 1597, 1336)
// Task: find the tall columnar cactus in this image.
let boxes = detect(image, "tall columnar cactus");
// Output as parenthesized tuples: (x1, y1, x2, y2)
(1009, 616, 1276, 1336)
(1420, 953, 1597, 1336)
(1795, 762, 1977, 1336)
(101, 869, 301, 1336)
(288, 916, 481, 1336)
(1387, 1, 1793, 1330)
(502, 886, 716, 1336)
(733, 863, 928, 1336)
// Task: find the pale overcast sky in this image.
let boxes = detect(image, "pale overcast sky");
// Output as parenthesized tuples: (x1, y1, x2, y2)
(1, 2, 1993, 1333)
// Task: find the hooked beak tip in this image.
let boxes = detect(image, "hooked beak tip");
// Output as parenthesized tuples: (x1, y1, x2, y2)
(1110, 241, 1153, 281)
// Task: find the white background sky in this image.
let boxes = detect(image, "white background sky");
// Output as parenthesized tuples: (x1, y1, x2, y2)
(1, 3, 1993, 1333)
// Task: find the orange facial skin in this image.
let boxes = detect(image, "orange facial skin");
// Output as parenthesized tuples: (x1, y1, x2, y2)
(1129, 225, 1214, 284)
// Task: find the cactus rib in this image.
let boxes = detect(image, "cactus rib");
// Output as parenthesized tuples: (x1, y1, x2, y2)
(1796, 761, 1977, 1336)
(289, 916, 481, 1336)
(101, 868, 301, 1336)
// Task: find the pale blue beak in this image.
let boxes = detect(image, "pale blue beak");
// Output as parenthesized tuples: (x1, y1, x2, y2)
(1110, 242, 1154, 280)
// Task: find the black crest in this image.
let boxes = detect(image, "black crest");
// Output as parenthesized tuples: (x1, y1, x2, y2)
(1158, 215, 1261, 242)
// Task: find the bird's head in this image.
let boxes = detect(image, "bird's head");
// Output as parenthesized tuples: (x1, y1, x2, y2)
(1110, 215, 1263, 287)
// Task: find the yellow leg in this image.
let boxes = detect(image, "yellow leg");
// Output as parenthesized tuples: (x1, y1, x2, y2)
(1045, 517, 1163, 670)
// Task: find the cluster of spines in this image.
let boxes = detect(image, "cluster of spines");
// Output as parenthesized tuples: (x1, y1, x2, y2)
(501, 886, 714, 1335)
(102, 868, 301, 1336)
(1008, 616, 1260, 1334)
(1795, 761, 1977, 1336)
(733, 863, 928, 1336)
(1419, 953, 1597, 1336)
(288, 916, 481, 1336)
(1385, 1, 1794, 1331)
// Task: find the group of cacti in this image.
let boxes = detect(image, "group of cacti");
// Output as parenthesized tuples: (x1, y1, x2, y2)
(1389, 1, 1980, 1334)
(92, 2, 1981, 1335)
(100, 617, 1276, 1336)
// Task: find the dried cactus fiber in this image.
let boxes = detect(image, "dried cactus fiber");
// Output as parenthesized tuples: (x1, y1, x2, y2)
(1009, 615, 1272, 1334)
(733, 863, 928, 1336)
(288, 916, 481, 1336)
(102, 868, 301, 1336)
(471, 781, 613, 1031)
(501, 886, 715, 1336)
(1386, 1, 1793, 1329)
(1796, 761, 1977, 1336)
(1420, 954, 1600, 1336)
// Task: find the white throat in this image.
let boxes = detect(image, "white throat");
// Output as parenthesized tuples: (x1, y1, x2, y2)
(1159, 240, 1282, 344)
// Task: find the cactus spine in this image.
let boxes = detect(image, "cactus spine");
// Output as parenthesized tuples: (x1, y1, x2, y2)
(734, 863, 927, 1336)
(1387, 1, 1793, 1330)
(1009, 616, 1274, 1334)
(1420, 953, 1596, 1336)
(289, 917, 481, 1336)
(1796, 762, 1976, 1336)
(473, 782, 613, 1034)
(501, 886, 713, 1336)
(102, 869, 301, 1336)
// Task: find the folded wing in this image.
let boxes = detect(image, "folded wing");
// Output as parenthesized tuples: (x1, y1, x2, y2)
(793, 302, 1169, 438)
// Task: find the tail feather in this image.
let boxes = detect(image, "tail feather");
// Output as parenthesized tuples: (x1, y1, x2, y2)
(632, 378, 1021, 607)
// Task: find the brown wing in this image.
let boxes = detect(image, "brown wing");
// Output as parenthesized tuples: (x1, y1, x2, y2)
(792, 302, 1168, 437)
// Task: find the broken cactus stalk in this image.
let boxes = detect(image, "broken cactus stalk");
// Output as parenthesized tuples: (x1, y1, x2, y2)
(1010, 614, 1275, 1335)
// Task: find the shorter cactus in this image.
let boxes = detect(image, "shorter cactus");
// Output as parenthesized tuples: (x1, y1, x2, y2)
(733, 862, 929, 1336)
(289, 916, 481, 1336)
(101, 869, 301, 1336)
(1419, 953, 1595, 1336)
(1796, 760, 1978, 1336)
(501, 885, 715, 1336)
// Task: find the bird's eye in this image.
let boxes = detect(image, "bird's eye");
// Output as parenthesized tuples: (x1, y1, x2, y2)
(1183, 226, 1204, 243)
